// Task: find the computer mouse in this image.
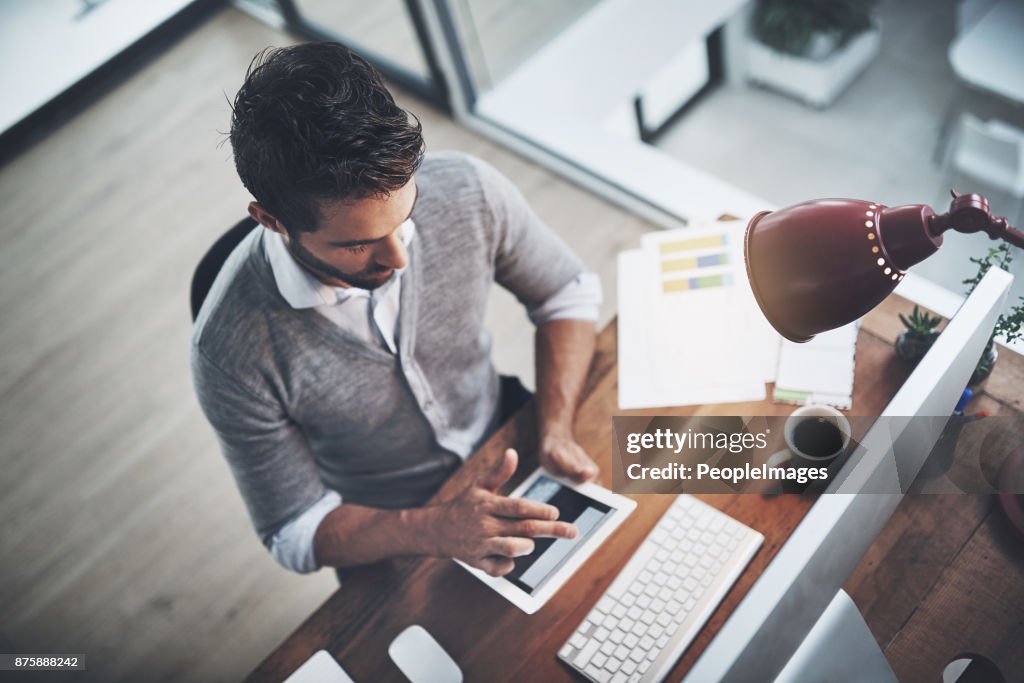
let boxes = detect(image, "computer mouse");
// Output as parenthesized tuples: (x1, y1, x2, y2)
(388, 624, 463, 683)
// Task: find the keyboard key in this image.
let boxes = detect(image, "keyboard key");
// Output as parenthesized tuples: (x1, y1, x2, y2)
(615, 645, 630, 661)
(610, 672, 628, 683)
(606, 656, 623, 672)
(610, 629, 625, 644)
(622, 658, 638, 674)
(570, 633, 587, 649)
(594, 627, 610, 642)
(559, 642, 574, 659)
(574, 640, 600, 668)
(629, 648, 645, 663)
(592, 653, 607, 669)
(586, 666, 611, 683)
(631, 620, 646, 637)
(600, 641, 616, 656)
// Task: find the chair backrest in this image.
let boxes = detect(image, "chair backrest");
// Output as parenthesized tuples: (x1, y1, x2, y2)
(190, 216, 259, 321)
(953, 114, 1024, 196)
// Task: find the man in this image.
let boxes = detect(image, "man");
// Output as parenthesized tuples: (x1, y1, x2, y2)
(192, 43, 602, 578)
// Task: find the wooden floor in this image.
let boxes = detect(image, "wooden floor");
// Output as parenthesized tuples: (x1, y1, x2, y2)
(0, 7, 649, 683)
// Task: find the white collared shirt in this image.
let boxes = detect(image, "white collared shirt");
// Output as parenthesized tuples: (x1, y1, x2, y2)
(262, 219, 601, 573)
(264, 218, 416, 353)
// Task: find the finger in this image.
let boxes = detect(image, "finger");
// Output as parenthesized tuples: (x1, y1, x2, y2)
(484, 536, 535, 558)
(477, 556, 516, 577)
(476, 448, 518, 492)
(567, 458, 599, 483)
(503, 519, 579, 539)
(562, 446, 600, 482)
(490, 495, 559, 520)
(554, 448, 599, 483)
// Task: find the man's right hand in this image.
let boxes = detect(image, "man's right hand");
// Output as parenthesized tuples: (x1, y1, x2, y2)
(425, 448, 578, 577)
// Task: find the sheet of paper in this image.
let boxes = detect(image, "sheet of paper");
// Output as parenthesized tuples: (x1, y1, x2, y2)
(618, 248, 766, 409)
(773, 322, 858, 409)
(641, 221, 781, 384)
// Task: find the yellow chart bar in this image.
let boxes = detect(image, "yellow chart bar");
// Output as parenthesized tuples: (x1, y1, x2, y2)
(659, 235, 726, 253)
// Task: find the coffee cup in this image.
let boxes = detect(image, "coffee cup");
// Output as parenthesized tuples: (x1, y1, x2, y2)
(784, 405, 851, 463)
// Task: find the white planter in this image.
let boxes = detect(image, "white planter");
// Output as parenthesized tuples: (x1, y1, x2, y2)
(746, 27, 881, 108)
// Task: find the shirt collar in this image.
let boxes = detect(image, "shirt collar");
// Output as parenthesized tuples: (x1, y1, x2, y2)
(265, 219, 416, 309)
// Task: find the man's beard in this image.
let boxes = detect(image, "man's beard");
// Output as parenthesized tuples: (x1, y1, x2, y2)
(288, 238, 395, 291)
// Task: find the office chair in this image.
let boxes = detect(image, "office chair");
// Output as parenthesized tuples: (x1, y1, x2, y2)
(190, 216, 258, 321)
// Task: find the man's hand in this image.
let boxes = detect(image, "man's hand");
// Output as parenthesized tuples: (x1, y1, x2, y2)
(539, 432, 599, 483)
(425, 448, 578, 577)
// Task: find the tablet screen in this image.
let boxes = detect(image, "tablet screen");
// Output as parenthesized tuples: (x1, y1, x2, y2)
(504, 475, 614, 595)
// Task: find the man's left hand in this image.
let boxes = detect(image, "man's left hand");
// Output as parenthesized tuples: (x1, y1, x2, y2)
(539, 433, 599, 483)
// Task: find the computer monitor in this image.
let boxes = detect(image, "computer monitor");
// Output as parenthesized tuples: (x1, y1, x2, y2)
(683, 267, 1014, 682)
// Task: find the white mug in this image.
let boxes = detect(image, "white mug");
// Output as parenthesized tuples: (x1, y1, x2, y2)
(784, 405, 851, 462)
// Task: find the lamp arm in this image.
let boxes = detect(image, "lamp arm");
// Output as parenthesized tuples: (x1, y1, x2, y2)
(928, 189, 1024, 249)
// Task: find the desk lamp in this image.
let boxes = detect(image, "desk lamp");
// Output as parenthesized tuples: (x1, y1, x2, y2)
(744, 190, 1024, 342)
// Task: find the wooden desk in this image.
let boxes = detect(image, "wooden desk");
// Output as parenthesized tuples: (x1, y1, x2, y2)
(245, 294, 1024, 683)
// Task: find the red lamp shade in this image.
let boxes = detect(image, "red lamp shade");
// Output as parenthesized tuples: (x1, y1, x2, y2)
(744, 198, 942, 342)
(744, 192, 1024, 343)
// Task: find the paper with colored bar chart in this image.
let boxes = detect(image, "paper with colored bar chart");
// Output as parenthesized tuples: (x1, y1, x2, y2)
(616, 223, 779, 409)
(643, 222, 781, 382)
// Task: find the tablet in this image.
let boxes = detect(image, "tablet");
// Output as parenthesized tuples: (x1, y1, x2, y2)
(456, 467, 636, 614)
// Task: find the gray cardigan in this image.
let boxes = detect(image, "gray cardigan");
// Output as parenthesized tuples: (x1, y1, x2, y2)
(191, 152, 586, 545)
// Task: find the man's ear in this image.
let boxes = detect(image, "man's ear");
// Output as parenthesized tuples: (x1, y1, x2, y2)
(248, 201, 287, 236)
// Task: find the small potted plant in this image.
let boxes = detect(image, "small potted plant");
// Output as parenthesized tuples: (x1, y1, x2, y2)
(747, 0, 881, 108)
(962, 244, 1024, 386)
(896, 305, 943, 363)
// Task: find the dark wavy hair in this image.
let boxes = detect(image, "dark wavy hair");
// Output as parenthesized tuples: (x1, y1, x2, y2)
(229, 43, 424, 236)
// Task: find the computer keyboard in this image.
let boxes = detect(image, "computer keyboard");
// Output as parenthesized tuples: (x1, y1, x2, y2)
(557, 495, 763, 683)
